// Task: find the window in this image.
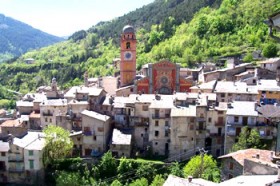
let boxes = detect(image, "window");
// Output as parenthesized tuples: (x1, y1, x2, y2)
(229, 162, 234, 170)
(221, 93, 225, 98)
(218, 111, 223, 115)
(29, 160, 34, 169)
(190, 125, 194, 130)
(190, 117, 195, 122)
(155, 121, 159, 126)
(45, 118, 47, 122)
(98, 127, 104, 132)
(1, 152, 5, 156)
(126, 42, 131, 49)
(228, 174, 233, 179)
(228, 93, 232, 96)
(93, 135, 96, 141)
(155, 131, 159, 137)
(165, 121, 169, 126)
(155, 142, 158, 145)
(142, 105, 148, 111)
(234, 117, 239, 123)
(208, 118, 212, 123)
(28, 150, 33, 156)
(50, 118, 52, 123)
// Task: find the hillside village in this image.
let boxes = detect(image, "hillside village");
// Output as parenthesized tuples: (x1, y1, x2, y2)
(1, 23, 280, 185)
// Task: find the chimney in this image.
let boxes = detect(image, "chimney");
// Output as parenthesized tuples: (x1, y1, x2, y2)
(188, 176, 193, 182)
(256, 153, 260, 159)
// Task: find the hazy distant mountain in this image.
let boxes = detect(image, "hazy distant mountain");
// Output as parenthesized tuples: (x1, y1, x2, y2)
(0, 13, 64, 62)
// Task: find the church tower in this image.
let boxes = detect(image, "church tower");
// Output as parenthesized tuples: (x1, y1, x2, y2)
(120, 25, 136, 87)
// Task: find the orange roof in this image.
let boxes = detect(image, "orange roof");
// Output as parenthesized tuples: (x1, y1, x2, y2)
(0, 119, 22, 127)
(219, 149, 274, 166)
(29, 111, 41, 119)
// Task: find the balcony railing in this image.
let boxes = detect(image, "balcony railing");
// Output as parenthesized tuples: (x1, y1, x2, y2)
(83, 130, 93, 136)
(72, 126, 82, 131)
(226, 131, 236, 136)
(215, 121, 224, 126)
(9, 167, 24, 173)
(196, 117, 206, 122)
(42, 112, 53, 116)
(196, 126, 206, 131)
(8, 156, 23, 162)
(152, 114, 169, 119)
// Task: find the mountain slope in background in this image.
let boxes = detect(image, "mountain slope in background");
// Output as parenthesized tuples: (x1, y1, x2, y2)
(0, 0, 279, 95)
(0, 13, 64, 62)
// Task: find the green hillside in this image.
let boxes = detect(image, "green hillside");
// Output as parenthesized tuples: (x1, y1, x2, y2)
(0, 0, 279, 95)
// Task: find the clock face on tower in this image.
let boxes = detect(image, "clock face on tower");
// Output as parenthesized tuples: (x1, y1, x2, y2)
(124, 51, 133, 61)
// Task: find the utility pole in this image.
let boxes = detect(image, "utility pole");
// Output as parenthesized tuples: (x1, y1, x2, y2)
(199, 148, 207, 178)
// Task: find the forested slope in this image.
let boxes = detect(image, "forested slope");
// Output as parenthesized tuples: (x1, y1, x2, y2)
(0, 0, 279, 95)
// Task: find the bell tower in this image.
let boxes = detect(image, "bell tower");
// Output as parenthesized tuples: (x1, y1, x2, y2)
(120, 25, 136, 87)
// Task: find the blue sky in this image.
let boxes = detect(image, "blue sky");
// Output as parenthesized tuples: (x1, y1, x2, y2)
(0, 0, 154, 36)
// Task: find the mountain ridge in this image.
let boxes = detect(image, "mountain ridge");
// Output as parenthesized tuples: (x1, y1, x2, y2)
(0, 13, 64, 62)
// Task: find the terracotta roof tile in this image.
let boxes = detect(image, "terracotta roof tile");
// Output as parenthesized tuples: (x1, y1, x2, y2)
(0, 119, 23, 127)
(219, 149, 274, 166)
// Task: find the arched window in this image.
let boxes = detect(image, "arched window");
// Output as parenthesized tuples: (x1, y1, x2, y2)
(126, 42, 131, 49)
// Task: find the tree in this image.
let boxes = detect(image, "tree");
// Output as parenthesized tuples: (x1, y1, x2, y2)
(232, 126, 265, 152)
(98, 151, 118, 179)
(150, 174, 165, 186)
(169, 162, 183, 177)
(111, 180, 123, 186)
(183, 154, 220, 182)
(43, 125, 73, 167)
(56, 171, 91, 186)
(262, 43, 278, 58)
(129, 178, 149, 186)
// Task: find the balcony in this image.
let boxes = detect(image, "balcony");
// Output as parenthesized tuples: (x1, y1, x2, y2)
(196, 117, 206, 122)
(152, 114, 170, 119)
(135, 122, 149, 126)
(260, 135, 273, 140)
(9, 167, 24, 173)
(42, 112, 53, 116)
(196, 126, 206, 131)
(226, 122, 243, 127)
(72, 126, 82, 131)
(215, 121, 224, 126)
(83, 130, 93, 136)
(8, 156, 23, 162)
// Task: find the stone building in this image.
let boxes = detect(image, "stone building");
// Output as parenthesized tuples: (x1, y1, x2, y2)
(110, 129, 132, 158)
(39, 99, 68, 128)
(0, 141, 9, 183)
(219, 149, 276, 180)
(225, 101, 258, 153)
(81, 110, 111, 157)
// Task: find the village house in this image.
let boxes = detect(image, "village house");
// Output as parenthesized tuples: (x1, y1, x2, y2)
(110, 128, 132, 158)
(23, 136, 45, 184)
(81, 110, 111, 157)
(214, 81, 258, 103)
(8, 131, 43, 183)
(259, 58, 280, 72)
(257, 79, 280, 105)
(39, 99, 67, 128)
(224, 101, 259, 153)
(219, 149, 276, 180)
(0, 141, 9, 183)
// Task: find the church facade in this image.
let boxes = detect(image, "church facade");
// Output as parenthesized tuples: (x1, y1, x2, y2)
(119, 25, 192, 94)
(135, 60, 192, 94)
